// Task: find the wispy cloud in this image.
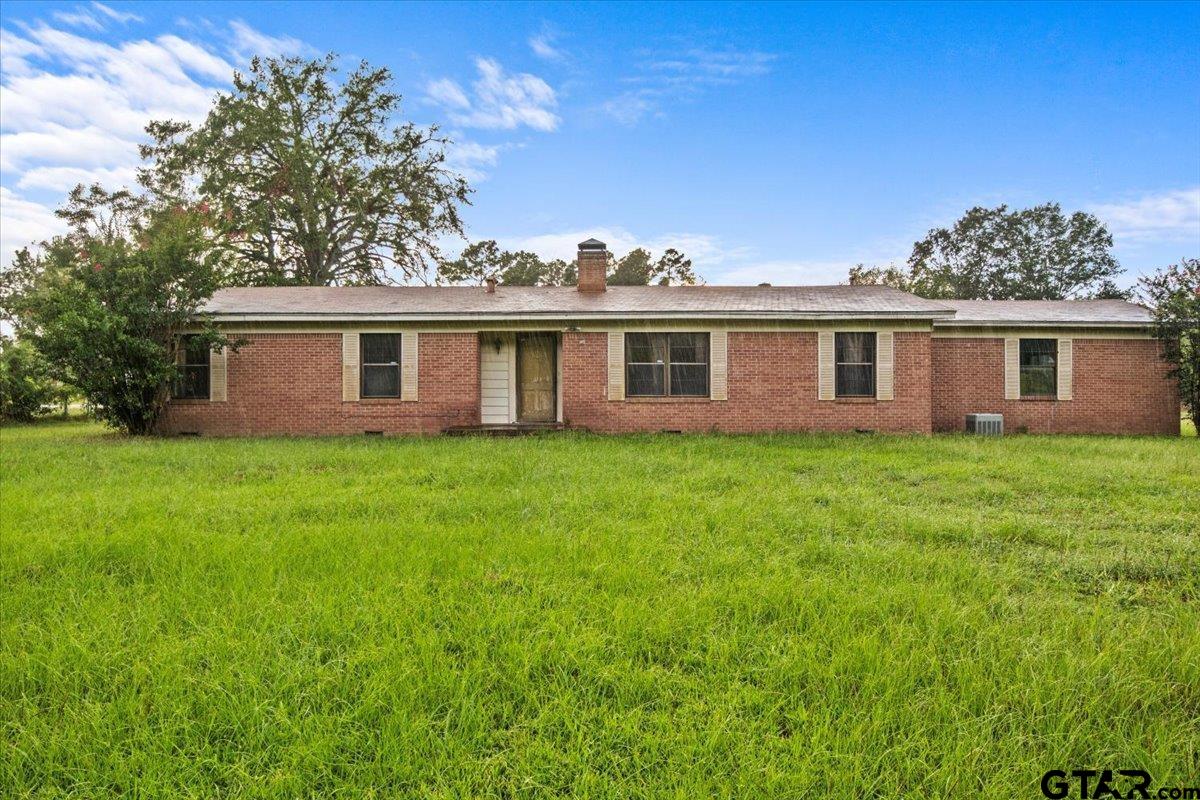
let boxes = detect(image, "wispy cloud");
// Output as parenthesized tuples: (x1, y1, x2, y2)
(91, 2, 143, 25)
(529, 29, 564, 61)
(442, 138, 513, 183)
(228, 19, 310, 60)
(425, 57, 559, 132)
(602, 47, 777, 125)
(645, 49, 776, 84)
(1089, 187, 1200, 244)
(50, 2, 142, 32)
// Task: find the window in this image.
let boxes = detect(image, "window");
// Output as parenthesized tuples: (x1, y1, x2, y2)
(625, 332, 709, 397)
(1019, 339, 1056, 397)
(835, 332, 876, 398)
(173, 335, 210, 399)
(361, 333, 401, 397)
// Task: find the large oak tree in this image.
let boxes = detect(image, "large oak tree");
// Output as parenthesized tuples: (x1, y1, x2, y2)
(140, 55, 470, 286)
(849, 203, 1124, 300)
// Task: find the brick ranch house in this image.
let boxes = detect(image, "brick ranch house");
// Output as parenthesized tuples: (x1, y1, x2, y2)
(161, 239, 1179, 437)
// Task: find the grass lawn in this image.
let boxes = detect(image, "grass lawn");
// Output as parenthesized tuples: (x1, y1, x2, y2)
(2, 422, 1197, 798)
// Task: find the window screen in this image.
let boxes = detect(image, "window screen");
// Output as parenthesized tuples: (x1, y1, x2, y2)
(361, 333, 401, 398)
(625, 332, 709, 397)
(835, 332, 876, 398)
(1019, 339, 1056, 397)
(173, 335, 210, 399)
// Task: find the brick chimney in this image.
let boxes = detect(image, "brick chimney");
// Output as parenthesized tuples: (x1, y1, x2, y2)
(576, 238, 607, 292)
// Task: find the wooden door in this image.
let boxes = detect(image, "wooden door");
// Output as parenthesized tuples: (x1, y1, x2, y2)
(517, 333, 556, 422)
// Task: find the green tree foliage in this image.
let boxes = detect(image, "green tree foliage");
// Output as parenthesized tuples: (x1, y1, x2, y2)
(439, 242, 697, 287)
(140, 55, 469, 286)
(609, 248, 698, 286)
(1139, 258, 1199, 429)
(0, 337, 59, 421)
(1, 186, 228, 434)
(849, 204, 1124, 299)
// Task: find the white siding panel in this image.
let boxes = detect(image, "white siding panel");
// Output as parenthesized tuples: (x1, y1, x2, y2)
(480, 334, 513, 424)
(710, 330, 728, 400)
(209, 346, 227, 402)
(1004, 338, 1019, 400)
(817, 331, 835, 400)
(607, 332, 624, 401)
(1057, 338, 1073, 401)
(342, 333, 360, 402)
(876, 331, 894, 401)
(400, 332, 418, 401)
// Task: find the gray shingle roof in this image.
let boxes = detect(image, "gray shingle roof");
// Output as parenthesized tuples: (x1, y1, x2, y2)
(202, 285, 956, 320)
(199, 286, 1154, 326)
(933, 300, 1153, 327)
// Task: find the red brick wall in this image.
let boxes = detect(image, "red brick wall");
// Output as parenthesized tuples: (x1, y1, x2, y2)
(931, 337, 1179, 435)
(159, 332, 479, 436)
(561, 331, 932, 433)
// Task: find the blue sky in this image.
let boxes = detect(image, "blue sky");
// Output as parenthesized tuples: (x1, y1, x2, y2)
(2, 0, 1197, 287)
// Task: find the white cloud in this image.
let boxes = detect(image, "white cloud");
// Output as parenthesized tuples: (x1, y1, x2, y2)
(0, 188, 67, 269)
(442, 139, 507, 183)
(529, 33, 563, 61)
(648, 49, 776, 83)
(601, 92, 656, 125)
(714, 259, 861, 286)
(229, 19, 310, 60)
(16, 164, 141, 193)
(0, 19, 304, 265)
(602, 47, 776, 126)
(91, 2, 144, 24)
(426, 78, 470, 110)
(1089, 188, 1200, 244)
(426, 57, 559, 132)
(52, 8, 105, 31)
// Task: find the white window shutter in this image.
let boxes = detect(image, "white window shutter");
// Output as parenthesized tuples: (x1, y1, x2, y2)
(876, 331, 894, 401)
(710, 330, 728, 400)
(401, 332, 419, 401)
(210, 346, 227, 402)
(1004, 338, 1020, 400)
(342, 333, 360, 402)
(1057, 338, 1073, 401)
(817, 331, 835, 400)
(607, 332, 624, 400)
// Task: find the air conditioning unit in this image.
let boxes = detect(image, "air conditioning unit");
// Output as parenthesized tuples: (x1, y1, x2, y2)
(965, 413, 1003, 435)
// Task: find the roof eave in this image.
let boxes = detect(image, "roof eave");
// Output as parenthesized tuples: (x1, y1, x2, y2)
(933, 320, 1152, 328)
(204, 310, 955, 323)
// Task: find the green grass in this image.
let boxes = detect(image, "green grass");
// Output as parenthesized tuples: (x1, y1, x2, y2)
(2, 422, 1197, 798)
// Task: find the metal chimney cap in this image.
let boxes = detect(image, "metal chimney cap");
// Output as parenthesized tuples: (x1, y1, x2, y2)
(578, 238, 607, 251)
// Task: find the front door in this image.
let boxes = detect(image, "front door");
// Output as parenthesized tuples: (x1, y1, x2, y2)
(516, 333, 556, 422)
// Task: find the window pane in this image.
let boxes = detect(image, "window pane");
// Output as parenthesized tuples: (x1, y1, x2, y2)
(175, 365, 209, 399)
(362, 364, 399, 397)
(1020, 366, 1056, 397)
(836, 332, 875, 364)
(362, 333, 399, 365)
(1020, 339, 1056, 368)
(669, 333, 709, 364)
(670, 363, 708, 396)
(182, 335, 210, 366)
(626, 363, 666, 396)
(626, 333, 666, 364)
(836, 364, 875, 397)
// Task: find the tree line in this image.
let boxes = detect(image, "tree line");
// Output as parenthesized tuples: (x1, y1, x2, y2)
(0, 54, 1195, 433)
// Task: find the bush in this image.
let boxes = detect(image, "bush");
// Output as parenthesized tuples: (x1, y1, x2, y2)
(0, 338, 58, 421)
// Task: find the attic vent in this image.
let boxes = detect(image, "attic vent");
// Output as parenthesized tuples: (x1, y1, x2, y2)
(965, 414, 1003, 435)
